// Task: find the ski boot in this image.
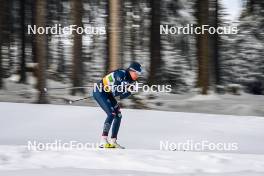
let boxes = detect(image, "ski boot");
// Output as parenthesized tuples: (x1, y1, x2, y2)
(99, 136, 115, 148)
(110, 138, 125, 149)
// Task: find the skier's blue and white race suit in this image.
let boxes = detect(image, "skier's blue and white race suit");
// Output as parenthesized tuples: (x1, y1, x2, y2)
(93, 69, 134, 138)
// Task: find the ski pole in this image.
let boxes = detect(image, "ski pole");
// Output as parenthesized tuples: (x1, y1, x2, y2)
(67, 96, 92, 104)
(44, 86, 94, 92)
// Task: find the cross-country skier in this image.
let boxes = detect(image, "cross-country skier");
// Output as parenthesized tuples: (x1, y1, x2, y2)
(93, 62, 142, 149)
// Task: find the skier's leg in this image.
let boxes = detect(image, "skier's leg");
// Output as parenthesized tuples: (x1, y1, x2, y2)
(111, 104, 125, 148)
(111, 104, 122, 139)
(107, 98, 125, 149)
(93, 89, 122, 148)
(93, 90, 116, 137)
(106, 95, 121, 139)
(102, 113, 115, 137)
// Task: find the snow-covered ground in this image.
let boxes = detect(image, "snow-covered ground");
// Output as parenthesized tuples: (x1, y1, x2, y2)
(0, 102, 264, 175)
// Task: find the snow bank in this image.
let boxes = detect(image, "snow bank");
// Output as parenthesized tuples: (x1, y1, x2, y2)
(0, 102, 264, 175)
(0, 145, 264, 176)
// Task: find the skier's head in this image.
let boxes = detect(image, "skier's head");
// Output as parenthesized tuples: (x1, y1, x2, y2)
(127, 61, 142, 81)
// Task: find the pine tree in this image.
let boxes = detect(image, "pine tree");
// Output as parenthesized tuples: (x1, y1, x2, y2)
(108, 0, 121, 71)
(221, 0, 264, 94)
(71, 0, 85, 95)
(196, 0, 209, 94)
(148, 0, 161, 85)
(0, 0, 3, 89)
(35, 0, 49, 103)
(161, 0, 196, 92)
(19, 0, 27, 84)
(209, 0, 220, 88)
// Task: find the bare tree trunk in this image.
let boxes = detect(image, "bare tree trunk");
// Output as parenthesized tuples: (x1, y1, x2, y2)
(71, 0, 84, 95)
(35, 0, 49, 103)
(0, 0, 5, 89)
(148, 0, 161, 85)
(213, 0, 220, 86)
(31, 0, 37, 63)
(0, 45, 2, 89)
(7, 1, 13, 75)
(105, 1, 110, 74)
(208, 0, 220, 91)
(120, 0, 125, 68)
(19, 0, 27, 84)
(108, 0, 121, 71)
(196, 0, 209, 94)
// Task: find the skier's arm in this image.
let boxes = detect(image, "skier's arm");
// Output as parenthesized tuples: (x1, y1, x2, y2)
(120, 83, 137, 99)
(113, 70, 134, 99)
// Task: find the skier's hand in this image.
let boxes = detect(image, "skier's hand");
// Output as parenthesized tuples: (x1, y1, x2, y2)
(126, 85, 135, 91)
(125, 83, 138, 92)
